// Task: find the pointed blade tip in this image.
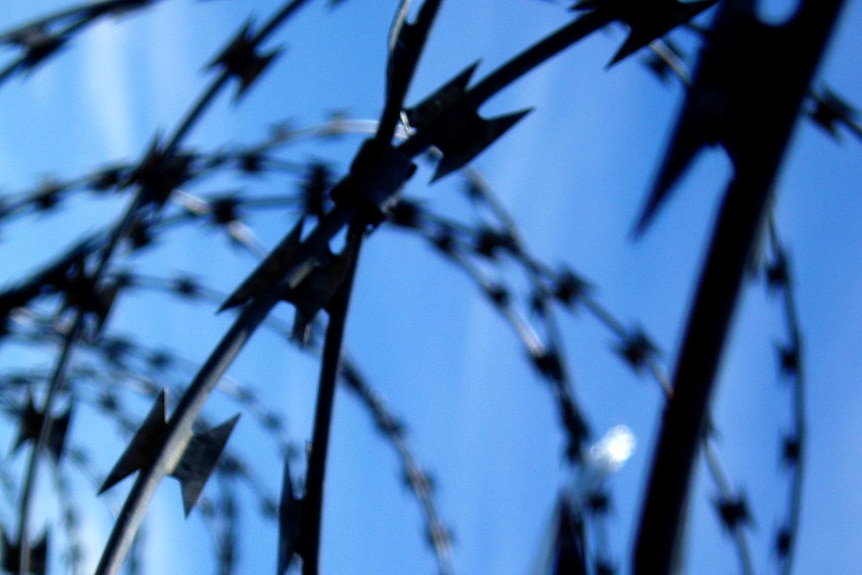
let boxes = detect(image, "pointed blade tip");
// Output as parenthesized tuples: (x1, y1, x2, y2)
(176, 413, 241, 516)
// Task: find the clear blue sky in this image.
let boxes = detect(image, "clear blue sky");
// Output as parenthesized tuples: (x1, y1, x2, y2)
(2, 1, 861, 574)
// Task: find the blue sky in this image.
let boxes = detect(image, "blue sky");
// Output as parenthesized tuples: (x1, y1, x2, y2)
(2, 1, 862, 574)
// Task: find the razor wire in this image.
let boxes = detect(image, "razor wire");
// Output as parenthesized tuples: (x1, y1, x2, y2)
(0, 1, 855, 574)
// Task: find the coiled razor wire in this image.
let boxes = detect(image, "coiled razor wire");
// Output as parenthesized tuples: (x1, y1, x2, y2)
(0, 108, 824, 573)
(0, 1, 856, 574)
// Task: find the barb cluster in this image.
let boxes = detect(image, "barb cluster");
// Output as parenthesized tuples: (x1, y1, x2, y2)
(0, 2, 856, 575)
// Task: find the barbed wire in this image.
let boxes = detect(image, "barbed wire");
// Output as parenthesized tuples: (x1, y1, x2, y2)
(0, 1, 855, 574)
(1, 283, 456, 574)
(0, 102, 832, 574)
(0, 93, 836, 573)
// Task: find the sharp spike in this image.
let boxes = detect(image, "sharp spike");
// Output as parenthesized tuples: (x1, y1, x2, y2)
(171, 415, 240, 516)
(125, 136, 194, 208)
(46, 405, 73, 461)
(431, 108, 532, 182)
(207, 21, 282, 101)
(809, 86, 858, 139)
(1, 528, 48, 575)
(278, 459, 302, 574)
(634, 107, 709, 235)
(13, 395, 40, 455)
(405, 62, 479, 131)
(12, 396, 74, 462)
(713, 494, 752, 531)
(607, 0, 719, 67)
(219, 217, 304, 311)
(634, 0, 843, 239)
(99, 391, 168, 494)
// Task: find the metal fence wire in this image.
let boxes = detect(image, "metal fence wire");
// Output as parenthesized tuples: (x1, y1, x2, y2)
(0, 1, 859, 574)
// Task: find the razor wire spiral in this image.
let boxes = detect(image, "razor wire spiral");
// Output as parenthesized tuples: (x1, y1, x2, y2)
(0, 1, 859, 574)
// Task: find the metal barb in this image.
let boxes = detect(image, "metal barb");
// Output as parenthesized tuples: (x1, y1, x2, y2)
(207, 21, 283, 101)
(219, 217, 305, 312)
(633, 2, 846, 573)
(404, 63, 532, 181)
(99, 390, 240, 516)
(12, 396, 73, 463)
(634, 0, 847, 235)
(1, 530, 48, 575)
(277, 459, 301, 575)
